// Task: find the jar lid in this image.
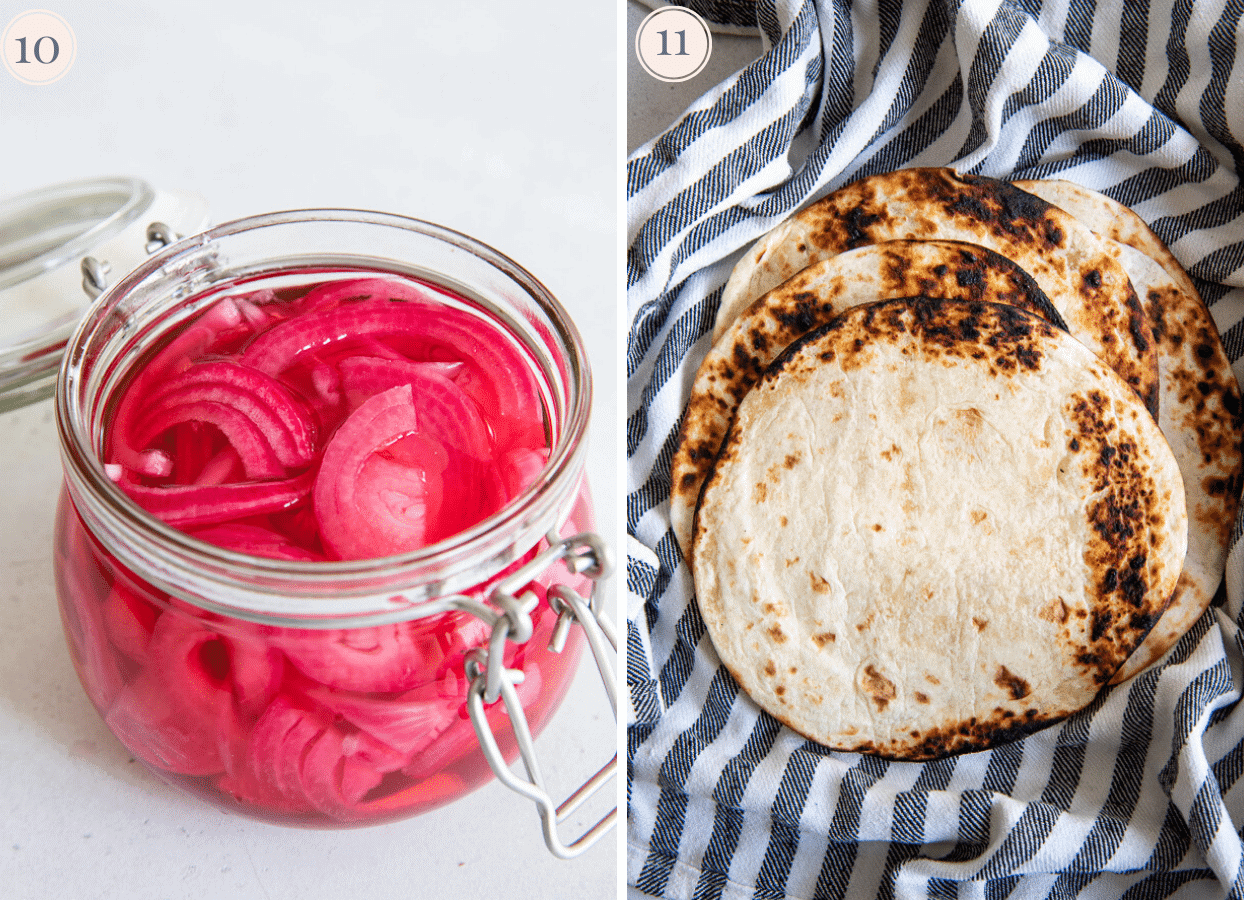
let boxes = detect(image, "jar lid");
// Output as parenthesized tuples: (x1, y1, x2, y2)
(0, 177, 209, 411)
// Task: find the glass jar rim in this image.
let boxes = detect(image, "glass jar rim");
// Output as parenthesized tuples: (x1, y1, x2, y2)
(0, 176, 154, 292)
(0, 177, 162, 413)
(56, 208, 594, 625)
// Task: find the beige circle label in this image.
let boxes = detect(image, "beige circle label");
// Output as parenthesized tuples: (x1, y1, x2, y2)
(635, 6, 712, 84)
(3, 10, 76, 85)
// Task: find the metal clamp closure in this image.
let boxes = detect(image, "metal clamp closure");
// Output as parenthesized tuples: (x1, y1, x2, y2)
(144, 221, 180, 254)
(80, 221, 182, 300)
(80, 256, 111, 299)
(457, 531, 616, 859)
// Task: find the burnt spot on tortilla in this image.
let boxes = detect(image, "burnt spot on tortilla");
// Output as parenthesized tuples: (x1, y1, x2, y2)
(842, 206, 885, 247)
(812, 632, 836, 648)
(860, 665, 897, 711)
(972, 617, 989, 631)
(730, 342, 765, 380)
(1126, 295, 1150, 356)
(764, 660, 777, 676)
(994, 666, 1030, 700)
(914, 692, 930, 704)
(881, 246, 912, 285)
(773, 294, 827, 336)
(947, 172, 1063, 249)
(766, 624, 788, 644)
(1093, 607, 1116, 643)
(1060, 384, 1177, 673)
(684, 439, 719, 465)
(955, 265, 982, 288)
(857, 704, 1051, 761)
(1206, 473, 1243, 499)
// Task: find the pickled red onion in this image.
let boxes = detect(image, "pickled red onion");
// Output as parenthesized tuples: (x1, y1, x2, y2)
(338, 357, 489, 459)
(189, 523, 321, 562)
(277, 620, 431, 694)
(313, 384, 445, 560)
(293, 275, 433, 313)
(239, 294, 545, 448)
(110, 298, 253, 476)
(305, 682, 461, 757)
(102, 585, 158, 662)
(118, 471, 313, 528)
(130, 400, 286, 480)
(141, 360, 317, 467)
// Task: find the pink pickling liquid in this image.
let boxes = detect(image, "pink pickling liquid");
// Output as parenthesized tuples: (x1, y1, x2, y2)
(53, 270, 592, 826)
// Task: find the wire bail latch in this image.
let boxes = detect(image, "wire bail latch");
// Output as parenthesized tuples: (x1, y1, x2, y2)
(458, 531, 616, 859)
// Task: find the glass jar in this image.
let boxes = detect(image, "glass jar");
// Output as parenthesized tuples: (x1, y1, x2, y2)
(0, 177, 207, 411)
(53, 211, 613, 837)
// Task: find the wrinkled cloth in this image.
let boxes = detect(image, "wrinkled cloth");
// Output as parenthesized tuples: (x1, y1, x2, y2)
(632, 0, 768, 34)
(626, 1, 1244, 897)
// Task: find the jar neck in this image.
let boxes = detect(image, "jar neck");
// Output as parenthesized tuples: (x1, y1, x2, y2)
(57, 211, 592, 627)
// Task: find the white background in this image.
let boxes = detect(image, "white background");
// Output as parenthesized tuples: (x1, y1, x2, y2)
(0, 2, 618, 897)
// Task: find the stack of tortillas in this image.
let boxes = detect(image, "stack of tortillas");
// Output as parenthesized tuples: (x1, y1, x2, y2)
(672, 168, 1243, 760)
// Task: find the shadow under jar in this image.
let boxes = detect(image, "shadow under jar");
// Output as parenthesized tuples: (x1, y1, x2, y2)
(53, 210, 606, 829)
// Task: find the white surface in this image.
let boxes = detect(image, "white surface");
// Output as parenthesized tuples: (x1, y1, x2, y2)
(627, 1, 764, 154)
(0, 2, 618, 897)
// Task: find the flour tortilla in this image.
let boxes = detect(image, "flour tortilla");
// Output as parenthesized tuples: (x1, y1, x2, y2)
(692, 297, 1187, 759)
(670, 239, 1063, 559)
(1014, 180, 1244, 681)
(1105, 245, 1242, 681)
(1014, 179, 1201, 302)
(716, 168, 1159, 413)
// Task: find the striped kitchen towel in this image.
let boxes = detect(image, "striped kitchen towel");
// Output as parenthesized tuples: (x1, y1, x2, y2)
(632, 0, 766, 34)
(626, 1, 1244, 898)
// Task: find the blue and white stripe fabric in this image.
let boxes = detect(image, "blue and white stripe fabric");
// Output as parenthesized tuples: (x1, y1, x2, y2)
(626, 1, 1244, 897)
(635, 0, 767, 33)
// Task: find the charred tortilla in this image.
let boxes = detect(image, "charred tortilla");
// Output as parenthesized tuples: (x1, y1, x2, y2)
(692, 298, 1187, 759)
(1014, 179, 1244, 681)
(716, 168, 1159, 413)
(1014, 178, 1201, 303)
(1104, 245, 1241, 681)
(670, 239, 1063, 559)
